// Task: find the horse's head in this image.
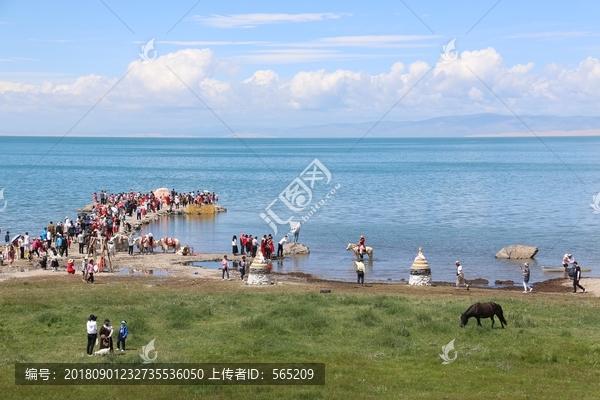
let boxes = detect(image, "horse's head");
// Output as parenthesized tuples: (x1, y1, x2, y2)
(460, 313, 468, 328)
(346, 244, 353, 251)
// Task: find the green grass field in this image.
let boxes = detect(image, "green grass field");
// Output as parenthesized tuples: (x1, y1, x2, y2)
(1, 277, 600, 399)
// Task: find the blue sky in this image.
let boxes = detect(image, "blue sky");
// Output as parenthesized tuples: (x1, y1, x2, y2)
(1, 0, 600, 135)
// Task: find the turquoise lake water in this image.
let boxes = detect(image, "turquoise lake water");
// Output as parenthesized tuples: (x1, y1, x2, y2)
(1, 136, 599, 284)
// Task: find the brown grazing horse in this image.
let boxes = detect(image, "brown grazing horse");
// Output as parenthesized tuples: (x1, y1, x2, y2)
(460, 302, 507, 328)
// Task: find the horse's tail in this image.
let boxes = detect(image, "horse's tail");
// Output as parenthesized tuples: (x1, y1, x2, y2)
(495, 303, 507, 325)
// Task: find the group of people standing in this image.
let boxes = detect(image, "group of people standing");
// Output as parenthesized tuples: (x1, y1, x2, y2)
(220, 254, 248, 281)
(232, 233, 290, 259)
(86, 315, 129, 356)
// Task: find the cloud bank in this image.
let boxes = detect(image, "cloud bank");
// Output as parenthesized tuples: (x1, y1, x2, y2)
(2, 47, 600, 133)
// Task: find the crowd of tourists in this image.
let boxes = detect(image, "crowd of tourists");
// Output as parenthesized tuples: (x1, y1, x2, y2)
(0, 188, 215, 269)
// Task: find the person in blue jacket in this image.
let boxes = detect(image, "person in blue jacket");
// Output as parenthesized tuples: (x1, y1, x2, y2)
(117, 320, 129, 351)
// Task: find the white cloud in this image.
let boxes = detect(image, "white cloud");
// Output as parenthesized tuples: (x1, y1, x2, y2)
(157, 40, 271, 46)
(504, 31, 600, 39)
(285, 35, 438, 48)
(4, 47, 600, 130)
(231, 49, 375, 64)
(190, 13, 348, 29)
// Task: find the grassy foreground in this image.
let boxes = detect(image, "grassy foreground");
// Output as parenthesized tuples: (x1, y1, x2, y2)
(1, 277, 600, 399)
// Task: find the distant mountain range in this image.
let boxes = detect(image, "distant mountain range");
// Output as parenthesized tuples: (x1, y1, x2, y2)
(4, 113, 600, 138)
(266, 114, 600, 138)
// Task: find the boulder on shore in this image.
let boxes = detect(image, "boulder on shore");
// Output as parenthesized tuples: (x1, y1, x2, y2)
(495, 244, 538, 259)
(283, 243, 310, 256)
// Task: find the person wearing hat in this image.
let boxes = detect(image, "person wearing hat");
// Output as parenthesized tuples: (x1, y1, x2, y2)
(520, 263, 533, 293)
(81, 257, 88, 282)
(355, 259, 366, 287)
(86, 315, 98, 356)
(455, 261, 469, 290)
(562, 254, 574, 273)
(117, 320, 128, 351)
(99, 319, 114, 352)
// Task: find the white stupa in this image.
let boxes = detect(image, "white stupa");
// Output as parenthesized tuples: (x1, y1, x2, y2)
(246, 250, 272, 285)
(409, 247, 432, 286)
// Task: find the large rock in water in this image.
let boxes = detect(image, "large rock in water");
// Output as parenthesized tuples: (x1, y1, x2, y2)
(495, 244, 538, 259)
(283, 243, 310, 256)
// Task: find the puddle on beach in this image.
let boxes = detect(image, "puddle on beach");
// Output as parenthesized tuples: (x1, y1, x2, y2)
(116, 268, 170, 276)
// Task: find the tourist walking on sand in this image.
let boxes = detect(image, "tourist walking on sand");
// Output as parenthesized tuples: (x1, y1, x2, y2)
(86, 314, 98, 356)
(232, 235, 239, 255)
(239, 255, 247, 281)
(455, 261, 469, 290)
(572, 261, 586, 293)
(520, 263, 533, 293)
(221, 255, 230, 280)
(355, 259, 366, 286)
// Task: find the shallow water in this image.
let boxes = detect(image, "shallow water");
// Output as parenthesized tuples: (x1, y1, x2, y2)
(1, 136, 599, 284)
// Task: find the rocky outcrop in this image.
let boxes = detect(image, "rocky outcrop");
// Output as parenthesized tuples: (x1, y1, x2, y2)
(466, 278, 489, 285)
(76, 203, 96, 213)
(283, 243, 310, 256)
(495, 244, 538, 259)
(495, 280, 515, 285)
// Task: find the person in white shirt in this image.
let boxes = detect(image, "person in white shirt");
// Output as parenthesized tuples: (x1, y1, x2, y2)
(277, 235, 288, 258)
(17, 237, 24, 259)
(455, 261, 469, 290)
(23, 233, 30, 256)
(86, 314, 98, 356)
(77, 232, 85, 254)
(562, 254, 574, 272)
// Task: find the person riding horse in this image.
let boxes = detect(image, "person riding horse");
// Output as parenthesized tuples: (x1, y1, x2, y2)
(357, 235, 366, 260)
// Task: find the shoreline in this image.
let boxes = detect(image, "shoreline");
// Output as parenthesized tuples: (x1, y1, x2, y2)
(2, 199, 593, 296)
(0, 250, 596, 297)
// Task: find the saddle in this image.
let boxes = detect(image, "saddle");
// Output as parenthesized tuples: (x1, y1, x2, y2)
(165, 238, 174, 246)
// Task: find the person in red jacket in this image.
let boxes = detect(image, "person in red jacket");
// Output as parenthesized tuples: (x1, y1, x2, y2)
(357, 235, 366, 260)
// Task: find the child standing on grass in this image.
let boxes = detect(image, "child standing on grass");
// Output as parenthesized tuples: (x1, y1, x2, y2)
(117, 320, 128, 351)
